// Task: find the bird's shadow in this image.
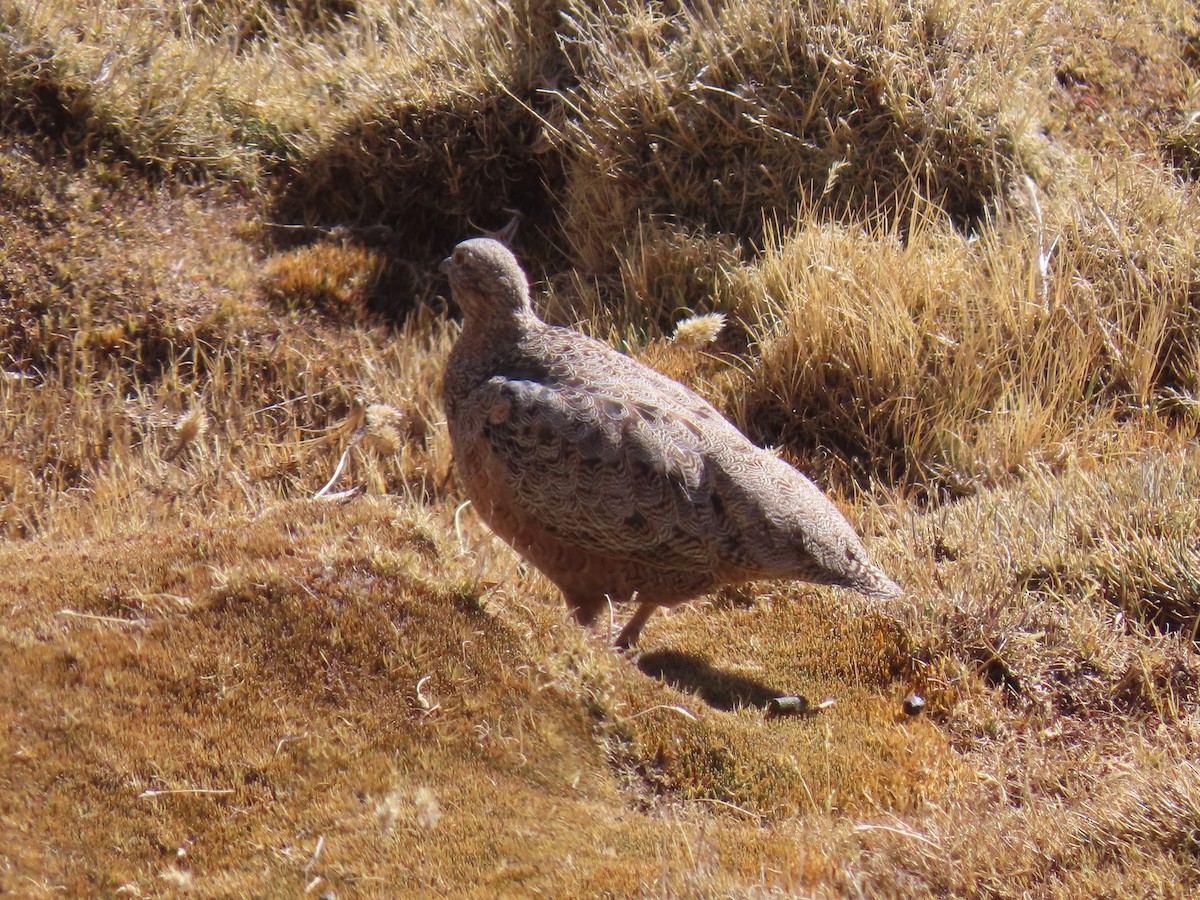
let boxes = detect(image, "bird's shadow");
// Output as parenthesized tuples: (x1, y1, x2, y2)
(636, 650, 782, 712)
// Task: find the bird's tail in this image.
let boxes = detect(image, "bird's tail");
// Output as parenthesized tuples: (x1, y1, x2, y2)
(851, 564, 903, 601)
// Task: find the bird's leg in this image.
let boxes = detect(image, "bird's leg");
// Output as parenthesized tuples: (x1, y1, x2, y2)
(615, 600, 658, 650)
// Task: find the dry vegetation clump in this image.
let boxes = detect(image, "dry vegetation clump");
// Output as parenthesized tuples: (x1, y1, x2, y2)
(890, 447, 1200, 715)
(550, 0, 1037, 273)
(2, 0, 1200, 896)
(0, 1, 279, 178)
(1162, 113, 1200, 178)
(261, 239, 386, 321)
(177, 0, 359, 44)
(270, 0, 575, 305)
(1017, 452, 1200, 639)
(0, 145, 448, 538)
(733, 214, 1099, 490)
(723, 166, 1200, 492)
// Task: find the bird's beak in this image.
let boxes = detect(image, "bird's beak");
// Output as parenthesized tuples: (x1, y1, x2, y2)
(439, 256, 452, 275)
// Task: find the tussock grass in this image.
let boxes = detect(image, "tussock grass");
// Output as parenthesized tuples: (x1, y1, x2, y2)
(551, 0, 1036, 271)
(696, 141, 1200, 494)
(890, 447, 1200, 715)
(0, 138, 457, 536)
(2, 0, 1200, 895)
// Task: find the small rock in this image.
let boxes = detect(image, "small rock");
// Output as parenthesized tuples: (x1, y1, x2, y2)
(767, 696, 835, 717)
(902, 693, 926, 716)
(767, 695, 810, 716)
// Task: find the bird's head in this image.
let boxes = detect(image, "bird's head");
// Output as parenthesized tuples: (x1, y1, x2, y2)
(440, 238, 534, 322)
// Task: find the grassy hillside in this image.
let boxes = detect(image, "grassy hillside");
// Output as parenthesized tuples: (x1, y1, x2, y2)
(2, 0, 1199, 895)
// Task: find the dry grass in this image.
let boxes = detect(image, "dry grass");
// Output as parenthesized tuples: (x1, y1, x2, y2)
(2, 0, 1200, 896)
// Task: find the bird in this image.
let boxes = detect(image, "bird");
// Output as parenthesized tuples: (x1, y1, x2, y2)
(440, 237, 901, 648)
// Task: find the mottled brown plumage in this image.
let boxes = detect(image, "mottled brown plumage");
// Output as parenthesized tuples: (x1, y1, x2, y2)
(441, 237, 901, 647)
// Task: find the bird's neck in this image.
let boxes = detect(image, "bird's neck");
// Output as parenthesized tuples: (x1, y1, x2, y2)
(444, 312, 538, 407)
(459, 309, 536, 345)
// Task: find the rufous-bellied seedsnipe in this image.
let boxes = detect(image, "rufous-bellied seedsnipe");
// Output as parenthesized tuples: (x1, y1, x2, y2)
(441, 238, 901, 648)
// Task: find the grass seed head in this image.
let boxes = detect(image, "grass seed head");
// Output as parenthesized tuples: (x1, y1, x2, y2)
(672, 312, 726, 349)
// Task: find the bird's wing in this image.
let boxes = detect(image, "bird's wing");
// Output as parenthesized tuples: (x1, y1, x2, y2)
(469, 373, 753, 571)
